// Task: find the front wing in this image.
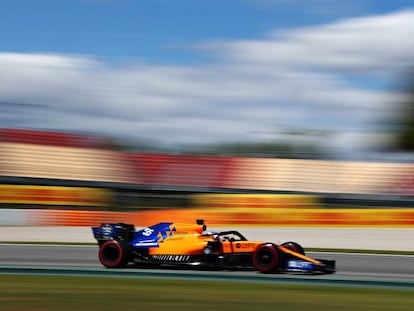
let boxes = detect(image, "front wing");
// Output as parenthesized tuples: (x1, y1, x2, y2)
(135, 252, 335, 274)
(285, 258, 336, 273)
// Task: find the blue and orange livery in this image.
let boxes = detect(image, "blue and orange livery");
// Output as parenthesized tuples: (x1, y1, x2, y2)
(92, 220, 335, 274)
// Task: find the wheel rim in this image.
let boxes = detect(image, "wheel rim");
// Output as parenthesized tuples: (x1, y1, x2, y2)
(256, 248, 274, 266)
(253, 245, 279, 273)
(99, 241, 123, 267)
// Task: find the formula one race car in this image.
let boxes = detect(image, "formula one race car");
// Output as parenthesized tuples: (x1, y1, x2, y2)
(92, 220, 335, 274)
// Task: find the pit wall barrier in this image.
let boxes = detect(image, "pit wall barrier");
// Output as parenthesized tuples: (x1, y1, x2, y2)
(0, 185, 112, 206)
(2, 208, 412, 227)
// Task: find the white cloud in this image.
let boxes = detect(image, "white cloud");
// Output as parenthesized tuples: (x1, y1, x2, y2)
(0, 9, 412, 152)
(208, 9, 414, 72)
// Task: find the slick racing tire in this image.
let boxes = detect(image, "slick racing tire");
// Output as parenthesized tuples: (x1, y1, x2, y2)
(252, 244, 280, 273)
(99, 240, 131, 268)
(281, 241, 305, 255)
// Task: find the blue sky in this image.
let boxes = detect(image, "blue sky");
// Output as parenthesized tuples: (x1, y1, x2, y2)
(1, 0, 413, 61)
(1, 0, 414, 154)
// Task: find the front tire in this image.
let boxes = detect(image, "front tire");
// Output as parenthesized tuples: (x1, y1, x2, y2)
(252, 244, 280, 273)
(281, 242, 305, 255)
(98, 240, 131, 268)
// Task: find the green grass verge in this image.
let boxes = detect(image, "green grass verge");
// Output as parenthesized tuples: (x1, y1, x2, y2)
(0, 275, 413, 311)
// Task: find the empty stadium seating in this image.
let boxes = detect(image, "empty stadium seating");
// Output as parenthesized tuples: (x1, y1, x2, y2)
(1, 128, 413, 196)
(0, 129, 136, 184)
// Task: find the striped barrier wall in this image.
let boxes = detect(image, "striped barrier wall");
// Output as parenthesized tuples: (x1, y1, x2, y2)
(19, 208, 414, 227)
(192, 194, 319, 209)
(0, 185, 112, 207)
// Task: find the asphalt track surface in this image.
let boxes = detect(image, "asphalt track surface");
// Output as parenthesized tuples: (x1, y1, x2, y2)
(0, 244, 413, 286)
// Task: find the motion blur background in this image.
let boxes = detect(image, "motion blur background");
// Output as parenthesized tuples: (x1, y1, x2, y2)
(1, 1, 414, 230)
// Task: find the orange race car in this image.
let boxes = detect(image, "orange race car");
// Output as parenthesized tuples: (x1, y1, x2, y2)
(92, 220, 335, 274)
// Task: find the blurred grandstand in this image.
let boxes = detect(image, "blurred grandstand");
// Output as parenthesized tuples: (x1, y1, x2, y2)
(1, 128, 414, 211)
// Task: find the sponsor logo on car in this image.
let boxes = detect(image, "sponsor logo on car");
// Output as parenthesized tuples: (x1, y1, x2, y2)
(134, 241, 159, 247)
(287, 260, 314, 271)
(101, 224, 113, 235)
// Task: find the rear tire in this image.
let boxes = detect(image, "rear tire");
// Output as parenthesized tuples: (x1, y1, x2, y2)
(99, 240, 131, 268)
(252, 244, 280, 273)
